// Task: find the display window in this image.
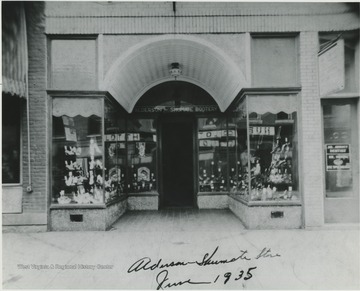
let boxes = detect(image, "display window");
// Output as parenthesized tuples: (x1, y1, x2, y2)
(228, 98, 249, 198)
(52, 98, 104, 205)
(229, 94, 300, 203)
(51, 92, 301, 206)
(126, 118, 157, 193)
(104, 99, 127, 203)
(197, 117, 228, 192)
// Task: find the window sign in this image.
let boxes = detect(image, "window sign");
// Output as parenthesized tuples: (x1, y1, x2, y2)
(249, 126, 275, 136)
(127, 133, 140, 141)
(62, 116, 77, 142)
(198, 129, 236, 139)
(326, 144, 351, 171)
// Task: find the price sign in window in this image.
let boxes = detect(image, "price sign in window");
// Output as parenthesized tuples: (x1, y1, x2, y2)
(249, 126, 275, 136)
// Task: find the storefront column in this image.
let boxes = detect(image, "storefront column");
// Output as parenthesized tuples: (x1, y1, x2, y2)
(299, 32, 325, 227)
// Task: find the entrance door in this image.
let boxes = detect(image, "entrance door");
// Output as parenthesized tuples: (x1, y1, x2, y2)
(161, 119, 194, 208)
(322, 99, 359, 223)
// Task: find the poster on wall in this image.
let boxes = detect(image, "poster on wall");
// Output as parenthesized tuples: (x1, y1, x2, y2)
(62, 116, 77, 142)
(326, 144, 351, 171)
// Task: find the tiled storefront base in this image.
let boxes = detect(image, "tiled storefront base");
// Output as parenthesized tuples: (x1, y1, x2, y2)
(127, 195, 159, 210)
(50, 198, 127, 231)
(229, 195, 302, 229)
(46, 195, 303, 231)
(197, 194, 228, 209)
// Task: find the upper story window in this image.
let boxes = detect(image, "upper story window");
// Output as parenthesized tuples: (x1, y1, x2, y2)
(251, 34, 299, 87)
(49, 37, 97, 90)
(319, 30, 359, 95)
(2, 93, 21, 184)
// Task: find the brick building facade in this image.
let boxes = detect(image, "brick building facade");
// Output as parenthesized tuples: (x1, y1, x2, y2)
(2, 2, 359, 231)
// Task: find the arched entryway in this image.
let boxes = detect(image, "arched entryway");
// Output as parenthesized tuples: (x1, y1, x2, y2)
(134, 81, 218, 208)
(102, 34, 248, 113)
(100, 35, 248, 210)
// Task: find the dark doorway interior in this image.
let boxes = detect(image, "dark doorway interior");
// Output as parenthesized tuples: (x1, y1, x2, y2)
(162, 119, 194, 208)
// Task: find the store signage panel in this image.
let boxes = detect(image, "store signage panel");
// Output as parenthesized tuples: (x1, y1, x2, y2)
(134, 105, 220, 113)
(199, 140, 219, 147)
(318, 39, 345, 96)
(249, 126, 275, 136)
(326, 144, 351, 171)
(198, 130, 236, 139)
(199, 140, 236, 147)
(105, 133, 141, 141)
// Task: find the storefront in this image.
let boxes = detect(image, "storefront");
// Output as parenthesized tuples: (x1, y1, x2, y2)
(48, 84, 304, 229)
(2, 2, 359, 231)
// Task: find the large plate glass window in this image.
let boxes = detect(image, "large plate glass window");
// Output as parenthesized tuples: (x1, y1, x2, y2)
(52, 98, 104, 205)
(104, 99, 126, 203)
(126, 119, 157, 193)
(198, 117, 228, 192)
(228, 98, 249, 200)
(247, 95, 299, 202)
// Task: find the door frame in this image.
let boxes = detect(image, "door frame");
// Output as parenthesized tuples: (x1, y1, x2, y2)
(321, 97, 359, 223)
(158, 113, 197, 209)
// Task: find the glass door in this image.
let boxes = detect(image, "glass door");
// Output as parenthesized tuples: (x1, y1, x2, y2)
(322, 98, 359, 223)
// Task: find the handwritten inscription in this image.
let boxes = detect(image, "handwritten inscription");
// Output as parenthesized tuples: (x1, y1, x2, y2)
(156, 270, 212, 290)
(127, 246, 280, 289)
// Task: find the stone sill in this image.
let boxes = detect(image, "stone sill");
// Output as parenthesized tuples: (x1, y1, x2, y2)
(50, 204, 106, 209)
(127, 191, 159, 197)
(197, 191, 228, 196)
(248, 200, 302, 207)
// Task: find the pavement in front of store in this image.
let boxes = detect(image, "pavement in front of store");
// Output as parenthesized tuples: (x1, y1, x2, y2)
(2, 209, 360, 290)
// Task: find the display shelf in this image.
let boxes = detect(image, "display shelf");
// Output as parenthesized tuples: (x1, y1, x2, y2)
(50, 203, 106, 209)
(197, 191, 229, 196)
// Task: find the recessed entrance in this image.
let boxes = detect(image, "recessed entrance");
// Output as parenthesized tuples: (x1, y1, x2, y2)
(134, 81, 219, 209)
(161, 117, 194, 208)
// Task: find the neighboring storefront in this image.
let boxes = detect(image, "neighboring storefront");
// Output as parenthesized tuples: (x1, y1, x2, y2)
(2, 2, 359, 231)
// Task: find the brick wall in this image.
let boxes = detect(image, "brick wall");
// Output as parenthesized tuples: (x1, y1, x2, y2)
(45, 2, 359, 34)
(23, 2, 48, 215)
(3, 2, 48, 230)
(299, 32, 324, 227)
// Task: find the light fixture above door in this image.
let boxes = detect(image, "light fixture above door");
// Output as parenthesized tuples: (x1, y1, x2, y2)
(169, 62, 182, 80)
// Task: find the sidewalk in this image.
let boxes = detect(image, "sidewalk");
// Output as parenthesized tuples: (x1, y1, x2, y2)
(2, 209, 360, 290)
